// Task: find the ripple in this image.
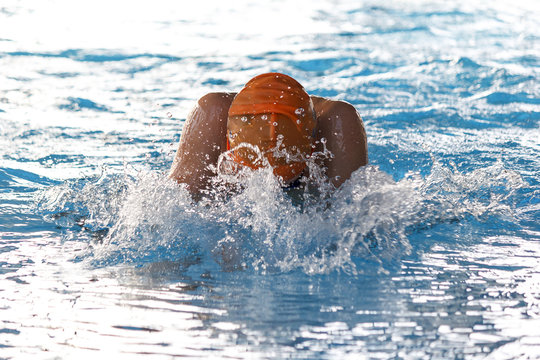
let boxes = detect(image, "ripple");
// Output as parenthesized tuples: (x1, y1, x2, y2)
(4, 49, 181, 63)
(0, 167, 57, 188)
(486, 92, 540, 105)
(58, 97, 113, 112)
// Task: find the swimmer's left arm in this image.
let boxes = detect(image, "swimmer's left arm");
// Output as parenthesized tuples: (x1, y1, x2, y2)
(311, 96, 368, 187)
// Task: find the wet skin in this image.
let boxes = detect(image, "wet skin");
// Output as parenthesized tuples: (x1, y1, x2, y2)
(169, 92, 368, 194)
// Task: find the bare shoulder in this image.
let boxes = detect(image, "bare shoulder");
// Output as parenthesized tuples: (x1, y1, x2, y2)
(309, 95, 368, 187)
(169, 92, 236, 193)
(310, 95, 365, 140)
(310, 96, 361, 122)
(197, 92, 236, 110)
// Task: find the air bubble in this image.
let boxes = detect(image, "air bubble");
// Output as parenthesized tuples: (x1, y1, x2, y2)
(167, 112, 173, 118)
(272, 122, 278, 126)
(261, 114, 268, 120)
(296, 119, 301, 124)
(241, 116, 248, 122)
(295, 108, 304, 115)
(276, 134, 284, 140)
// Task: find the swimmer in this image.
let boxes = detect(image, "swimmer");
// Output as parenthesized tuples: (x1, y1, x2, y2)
(169, 73, 368, 194)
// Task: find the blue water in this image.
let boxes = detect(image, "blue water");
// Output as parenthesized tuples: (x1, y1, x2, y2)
(1, 0, 539, 358)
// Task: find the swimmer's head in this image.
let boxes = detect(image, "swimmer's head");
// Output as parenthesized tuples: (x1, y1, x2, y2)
(227, 73, 316, 183)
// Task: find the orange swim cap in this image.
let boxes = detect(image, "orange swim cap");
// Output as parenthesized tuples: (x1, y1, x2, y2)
(227, 73, 316, 183)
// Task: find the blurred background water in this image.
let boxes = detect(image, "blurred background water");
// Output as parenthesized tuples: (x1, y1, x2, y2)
(1, 0, 539, 358)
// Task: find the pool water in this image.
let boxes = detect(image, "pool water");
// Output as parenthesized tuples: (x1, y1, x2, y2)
(1, 0, 539, 358)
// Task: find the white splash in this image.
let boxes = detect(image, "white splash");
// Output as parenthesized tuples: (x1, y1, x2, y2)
(36, 158, 526, 275)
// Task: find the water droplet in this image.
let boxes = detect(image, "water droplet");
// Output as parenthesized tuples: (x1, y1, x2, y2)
(261, 114, 268, 120)
(248, 154, 254, 160)
(276, 134, 284, 140)
(296, 119, 301, 124)
(272, 122, 278, 126)
(241, 116, 248, 122)
(295, 108, 304, 115)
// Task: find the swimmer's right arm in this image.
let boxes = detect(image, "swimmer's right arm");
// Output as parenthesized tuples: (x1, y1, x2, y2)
(169, 92, 235, 194)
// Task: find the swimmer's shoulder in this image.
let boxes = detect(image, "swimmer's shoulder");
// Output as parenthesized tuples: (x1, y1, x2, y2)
(310, 96, 360, 121)
(197, 92, 236, 109)
(309, 95, 367, 187)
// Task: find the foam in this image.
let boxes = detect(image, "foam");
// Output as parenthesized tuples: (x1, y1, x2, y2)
(36, 158, 526, 275)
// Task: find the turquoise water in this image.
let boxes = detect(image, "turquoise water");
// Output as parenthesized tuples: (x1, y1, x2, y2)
(1, 0, 539, 358)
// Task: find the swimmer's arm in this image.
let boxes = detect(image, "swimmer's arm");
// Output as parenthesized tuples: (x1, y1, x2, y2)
(311, 96, 368, 187)
(169, 92, 235, 193)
